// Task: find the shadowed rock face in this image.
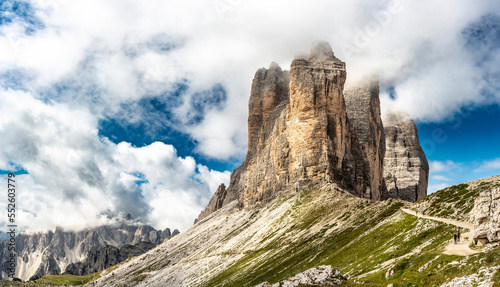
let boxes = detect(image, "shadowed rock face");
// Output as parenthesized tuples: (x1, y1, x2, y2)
(196, 42, 429, 222)
(345, 79, 386, 201)
(195, 184, 228, 224)
(383, 113, 429, 202)
(63, 242, 157, 276)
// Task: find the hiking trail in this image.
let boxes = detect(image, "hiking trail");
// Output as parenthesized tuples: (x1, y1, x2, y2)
(401, 208, 480, 256)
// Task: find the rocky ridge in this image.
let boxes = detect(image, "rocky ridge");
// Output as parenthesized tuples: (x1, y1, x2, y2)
(0, 221, 173, 281)
(197, 42, 428, 222)
(90, 181, 470, 287)
(63, 242, 157, 276)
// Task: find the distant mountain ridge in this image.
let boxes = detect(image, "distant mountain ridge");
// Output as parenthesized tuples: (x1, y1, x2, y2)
(0, 216, 175, 281)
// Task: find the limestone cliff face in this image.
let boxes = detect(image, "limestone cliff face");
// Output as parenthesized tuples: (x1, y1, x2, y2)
(64, 242, 157, 276)
(195, 184, 228, 223)
(284, 45, 370, 200)
(383, 113, 429, 202)
(196, 42, 429, 222)
(196, 42, 371, 222)
(345, 79, 386, 201)
(470, 186, 500, 245)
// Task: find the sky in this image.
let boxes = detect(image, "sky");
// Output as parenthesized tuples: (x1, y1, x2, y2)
(0, 0, 499, 233)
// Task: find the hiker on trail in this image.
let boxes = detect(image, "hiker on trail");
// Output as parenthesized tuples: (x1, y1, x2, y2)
(423, 211, 425, 216)
(454, 234, 457, 244)
(458, 230, 460, 242)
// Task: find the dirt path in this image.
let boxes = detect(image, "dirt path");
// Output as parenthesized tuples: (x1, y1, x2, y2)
(401, 208, 479, 256)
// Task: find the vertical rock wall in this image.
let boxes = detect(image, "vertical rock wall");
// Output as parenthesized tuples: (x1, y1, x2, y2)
(470, 186, 500, 245)
(196, 42, 429, 222)
(383, 113, 429, 202)
(345, 79, 386, 201)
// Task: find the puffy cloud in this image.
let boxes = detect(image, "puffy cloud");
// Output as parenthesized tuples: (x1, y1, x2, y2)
(431, 175, 452, 182)
(429, 160, 461, 173)
(0, 89, 230, 232)
(475, 158, 500, 172)
(1, 0, 498, 160)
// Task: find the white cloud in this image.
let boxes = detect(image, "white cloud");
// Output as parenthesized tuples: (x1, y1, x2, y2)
(475, 158, 500, 172)
(0, 89, 230, 232)
(1, 0, 498, 160)
(429, 160, 460, 173)
(196, 164, 231, 198)
(431, 175, 452, 182)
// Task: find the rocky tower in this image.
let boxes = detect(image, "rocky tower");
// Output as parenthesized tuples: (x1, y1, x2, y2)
(196, 42, 371, 222)
(383, 112, 429, 202)
(196, 42, 429, 222)
(344, 79, 386, 201)
(284, 44, 369, 200)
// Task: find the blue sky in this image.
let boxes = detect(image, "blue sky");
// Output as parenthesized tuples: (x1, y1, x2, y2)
(0, 0, 500, 232)
(418, 105, 500, 192)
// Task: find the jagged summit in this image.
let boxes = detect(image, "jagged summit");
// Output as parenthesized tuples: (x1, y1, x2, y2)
(308, 41, 339, 62)
(196, 42, 428, 223)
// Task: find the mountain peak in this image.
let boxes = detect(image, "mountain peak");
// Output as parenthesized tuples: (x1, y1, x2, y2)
(196, 42, 429, 222)
(309, 41, 336, 61)
(125, 213, 133, 221)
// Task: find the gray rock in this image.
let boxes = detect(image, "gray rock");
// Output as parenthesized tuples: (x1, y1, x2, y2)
(195, 184, 228, 223)
(470, 186, 500, 244)
(162, 228, 171, 239)
(197, 42, 430, 222)
(345, 78, 386, 201)
(64, 242, 156, 276)
(383, 112, 429, 202)
(0, 222, 171, 281)
(255, 265, 344, 286)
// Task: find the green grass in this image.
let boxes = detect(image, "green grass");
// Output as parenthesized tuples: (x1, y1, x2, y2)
(422, 180, 497, 221)
(204, 200, 463, 287)
(34, 272, 100, 286)
(202, 189, 500, 287)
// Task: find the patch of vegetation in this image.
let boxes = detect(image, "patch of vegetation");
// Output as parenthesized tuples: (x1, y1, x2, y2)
(0, 282, 55, 287)
(354, 244, 500, 286)
(34, 272, 100, 286)
(204, 199, 458, 287)
(493, 268, 500, 287)
(131, 274, 147, 284)
(422, 179, 498, 221)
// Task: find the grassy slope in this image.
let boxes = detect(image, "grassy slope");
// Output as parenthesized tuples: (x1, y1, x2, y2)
(34, 273, 100, 286)
(416, 175, 500, 222)
(21, 259, 124, 286)
(204, 182, 500, 287)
